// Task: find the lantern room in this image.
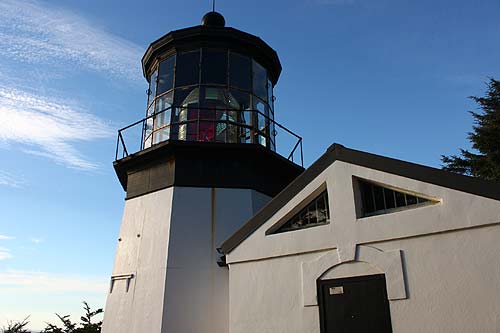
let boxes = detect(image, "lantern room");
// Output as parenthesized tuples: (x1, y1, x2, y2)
(113, 12, 303, 198)
(140, 12, 282, 152)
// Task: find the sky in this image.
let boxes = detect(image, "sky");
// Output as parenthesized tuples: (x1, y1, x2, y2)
(0, 0, 499, 330)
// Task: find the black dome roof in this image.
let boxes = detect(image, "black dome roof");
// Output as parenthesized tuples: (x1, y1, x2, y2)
(201, 11, 226, 27)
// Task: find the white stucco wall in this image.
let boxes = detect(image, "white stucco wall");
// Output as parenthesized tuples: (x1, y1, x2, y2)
(226, 161, 500, 333)
(102, 186, 270, 333)
(102, 188, 174, 333)
(229, 226, 500, 333)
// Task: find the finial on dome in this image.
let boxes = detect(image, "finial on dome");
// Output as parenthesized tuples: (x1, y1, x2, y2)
(201, 11, 226, 27)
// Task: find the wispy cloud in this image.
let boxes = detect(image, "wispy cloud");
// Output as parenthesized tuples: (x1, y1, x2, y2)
(0, 87, 112, 170)
(0, 170, 25, 188)
(30, 237, 44, 244)
(0, 235, 14, 260)
(0, 0, 143, 81)
(0, 270, 108, 294)
(0, 247, 13, 261)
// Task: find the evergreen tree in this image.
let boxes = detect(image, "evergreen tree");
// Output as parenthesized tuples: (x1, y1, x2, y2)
(442, 78, 500, 181)
(42, 302, 103, 333)
(1, 302, 102, 333)
(1, 317, 30, 333)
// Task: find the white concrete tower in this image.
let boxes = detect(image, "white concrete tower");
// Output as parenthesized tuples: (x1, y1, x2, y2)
(102, 12, 304, 333)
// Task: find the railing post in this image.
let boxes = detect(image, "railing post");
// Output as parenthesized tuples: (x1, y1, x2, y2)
(300, 139, 304, 167)
(115, 133, 120, 161)
(140, 119, 145, 150)
(118, 132, 128, 158)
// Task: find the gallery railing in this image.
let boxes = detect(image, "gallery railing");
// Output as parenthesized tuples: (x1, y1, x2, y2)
(115, 106, 304, 167)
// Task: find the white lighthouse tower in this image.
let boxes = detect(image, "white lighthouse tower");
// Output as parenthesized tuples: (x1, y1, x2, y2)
(102, 11, 303, 333)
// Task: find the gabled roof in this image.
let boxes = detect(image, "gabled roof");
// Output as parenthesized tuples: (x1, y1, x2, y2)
(219, 143, 500, 254)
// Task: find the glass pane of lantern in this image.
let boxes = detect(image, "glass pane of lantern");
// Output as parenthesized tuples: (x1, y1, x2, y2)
(177, 107, 198, 122)
(175, 87, 200, 107)
(201, 87, 228, 111)
(239, 127, 251, 144)
(227, 123, 238, 143)
(201, 50, 227, 85)
(147, 103, 155, 117)
(153, 131, 161, 144)
(269, 120, 276, 150)
(199, 121, 215, 142)
(148, 69, 158, 106)
(186, 121, 198, 141)
(267, 79, 273, 107)
(228, 89, 251, 111)
(176, 88, 199, 126)
(226, 110, 238, 124)
(258, 135, 266, 147)
(178, 123, 187, 141)
(240, 110, 252, 126)
(153, 127, 170, 144)
(199, 107, 216, 121)
(178, 107, 188, 122)
(229, 52, 252, 91)
(175, 50, 200, 87)
(252, 60, 268, 102)
(170, 124, 179, 140)
(179, 120, 198, 141)
(144, 118, 153, 148)
(145, 117, 153, 132)
(253, 99, 268, 132)
(157, 55, 175, 95)
(229, 90, 251, 126)
(144, 133, 152, 149)
(258, 113, 267, 133)
(155, 91, 173, 113)
(154, 109, 171, 129)
(217, 109, 227, 122)
(215, 122, 227, 142)
(177, 105, 198, 141)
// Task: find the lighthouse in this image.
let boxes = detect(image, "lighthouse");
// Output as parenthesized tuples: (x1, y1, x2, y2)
(102, 11, 304, 333)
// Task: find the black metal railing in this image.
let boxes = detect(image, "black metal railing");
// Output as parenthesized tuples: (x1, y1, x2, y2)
(115, 106, 303, 167)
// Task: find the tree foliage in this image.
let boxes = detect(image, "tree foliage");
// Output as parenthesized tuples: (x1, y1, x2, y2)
(41, 302, 103, 333)
(1, 317, 30, 333)
(442, 78, 500, 181)
(1, 302, 102, 333)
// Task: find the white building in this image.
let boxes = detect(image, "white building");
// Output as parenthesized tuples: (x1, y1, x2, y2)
(102, 11, 500, 333)
(219, 143, 500, 332)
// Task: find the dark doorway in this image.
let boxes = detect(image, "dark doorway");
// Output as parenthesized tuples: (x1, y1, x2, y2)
(317, 274, 392, 333)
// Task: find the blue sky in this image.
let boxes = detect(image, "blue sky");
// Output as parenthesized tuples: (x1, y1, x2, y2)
(0, 0, 499, 330)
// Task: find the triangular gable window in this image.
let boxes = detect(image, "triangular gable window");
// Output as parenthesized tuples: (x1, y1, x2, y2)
(356, 178, 439, 217)
(268, 190, 330, 234)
